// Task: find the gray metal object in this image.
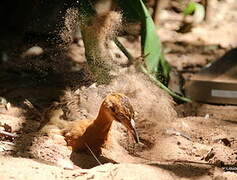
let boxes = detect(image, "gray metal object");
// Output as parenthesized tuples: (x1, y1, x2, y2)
(185, 48, 237, 104)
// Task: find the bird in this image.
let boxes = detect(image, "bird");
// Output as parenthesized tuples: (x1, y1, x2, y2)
(63, 93, 140, 155)
(40, 92, 139, 155)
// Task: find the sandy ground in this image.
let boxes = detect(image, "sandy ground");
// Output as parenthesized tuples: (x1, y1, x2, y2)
(1, 66, 237, 180)
(0, 0, 237, 179)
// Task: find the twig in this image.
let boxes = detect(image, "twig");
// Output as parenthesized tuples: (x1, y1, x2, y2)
(153, 0, 170, 26)
(85, 143, 102, 165)
(113, 38, 134, 65)
(0, 130, 18, 138)
(23, 99, 42, 118)
(147, 159, 216, 167)
(173, 159, 215, 166)
(136, 156, 233, 169)
(165, 128, 192, 140)
(0, 141, 15, 145)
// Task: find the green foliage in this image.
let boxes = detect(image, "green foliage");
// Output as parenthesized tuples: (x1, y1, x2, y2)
(183, 2, 196, 16)
(118, 0, 191, 102)
(183, 1, 205, 23)
(78, 0, 190, 102)
(138, 0, 163, 75)
(118, 0, 170, 81)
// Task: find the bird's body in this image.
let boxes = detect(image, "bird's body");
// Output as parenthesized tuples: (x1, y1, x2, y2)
(64, 102, 115, 154)
(41, 92, 139, 155)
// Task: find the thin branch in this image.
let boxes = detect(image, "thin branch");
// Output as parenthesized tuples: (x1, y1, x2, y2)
(173, 159, 215, 166)
(153, 0, 161, 26)
(153, 0, 169, 26)
(85, 143, 102, 165)
(0, 141, 15, 145)
(113, 38, 134, 65)
(147, 159, 216, 167)
(23, 99, 42, 119)
(0, 130, 18, 138)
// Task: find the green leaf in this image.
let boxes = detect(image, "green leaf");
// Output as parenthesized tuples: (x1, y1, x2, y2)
(183, 2, 196, 16)
(122, 0, 167, 75)
(183, 1, 205, 23)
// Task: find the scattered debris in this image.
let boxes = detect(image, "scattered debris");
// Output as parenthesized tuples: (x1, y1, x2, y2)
(165, 128, 192, 140)
(0, 129, 18, 138)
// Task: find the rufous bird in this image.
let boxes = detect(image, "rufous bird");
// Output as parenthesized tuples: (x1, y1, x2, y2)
(41, 92, 139, 155)
(63, 93, 140, 155)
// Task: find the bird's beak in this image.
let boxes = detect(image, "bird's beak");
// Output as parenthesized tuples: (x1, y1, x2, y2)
(127, 119, 140, 143)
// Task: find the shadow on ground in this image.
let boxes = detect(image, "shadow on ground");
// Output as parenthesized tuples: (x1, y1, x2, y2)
(70, 151, 118, 169)
(149, 162, 213, 178)
(0, 49, 93, 158)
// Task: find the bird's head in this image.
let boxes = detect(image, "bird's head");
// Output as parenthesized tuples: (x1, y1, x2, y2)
(102, 93, 139, 143)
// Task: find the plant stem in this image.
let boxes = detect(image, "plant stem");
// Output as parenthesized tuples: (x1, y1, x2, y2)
(140, 65, 191, 103)
(113, 38, 134, 65)
(115, 39, 191, 103)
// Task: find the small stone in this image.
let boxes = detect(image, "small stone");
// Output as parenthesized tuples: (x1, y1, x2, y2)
(22, 46, 43, 58)
(56, 158, 74, 170)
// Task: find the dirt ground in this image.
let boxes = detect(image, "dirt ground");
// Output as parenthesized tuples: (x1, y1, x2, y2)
(0, 0, 237, 179)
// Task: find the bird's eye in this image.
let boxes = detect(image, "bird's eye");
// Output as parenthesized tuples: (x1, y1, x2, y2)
(117, 113, 126, 120)
(110, 106, 116, 112)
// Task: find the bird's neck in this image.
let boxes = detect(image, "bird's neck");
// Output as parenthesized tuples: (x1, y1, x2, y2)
(80, 106, 114, 153)
(92, 107, 114, 136)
